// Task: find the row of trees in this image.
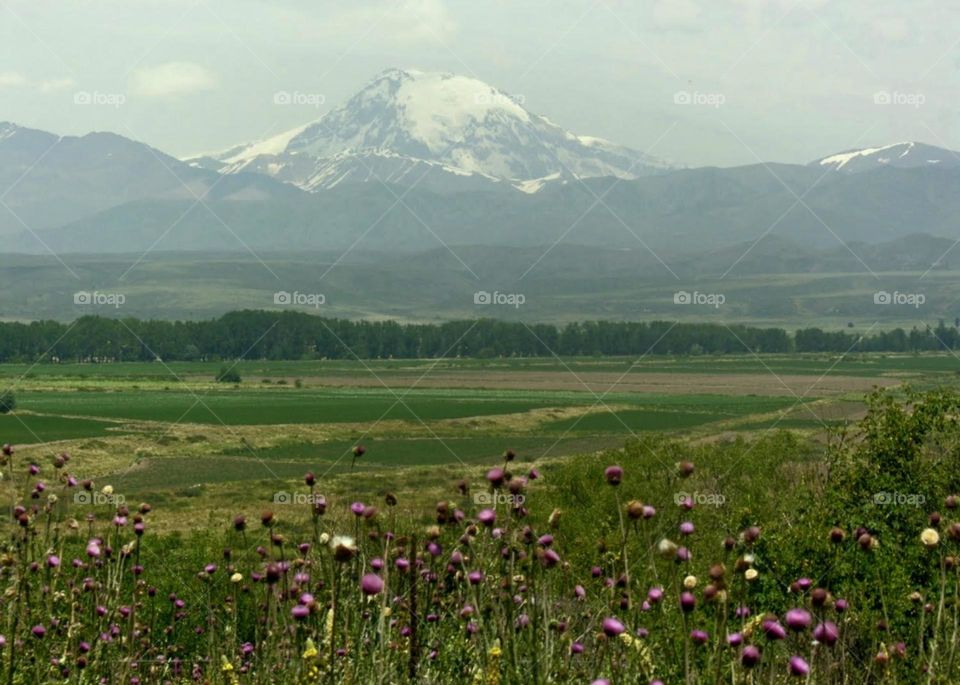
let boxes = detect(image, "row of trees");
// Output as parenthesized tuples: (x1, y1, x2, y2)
(0, 312, 957, 362)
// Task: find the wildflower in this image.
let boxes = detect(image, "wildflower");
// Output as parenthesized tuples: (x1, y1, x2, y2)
(647, 587, 663, 603)
(741, 645, 761, 667)
(302, 638, 318, 659)
(727, 632, 743, 647)
(788, 655, 810, 677)
(834, 598, 848, 613)
(679, 521, 695, 536)
(101, 485, 113, 496)
(657, 539, 677, 558)
(486, 468, 506, 487)
(813, 621, 839, 646)
(680, 592, 696, 612)
(683, 575, 698, 589)
(677, 461, 695, 478)
(744, 568, 758, 582)
(47, 555, 60, 568)
(352, 444, 366, 458)
(571, 642, 584, 654)
(690, 630, 709, 645)
(626, 500, 644, 519)
(230, 573, 243, 583)
(291, 605, 310, 620)
(762, 620, 786, 640)
(304, 472, 315, 486)
(574, 585, 586, 600)
(233, 516, 246, 532)
(31, 625, 45, 638)
(468, 571, 484, 585)
(330, 535, 357, 562)
(921, 528, 940, 548)
(361, 573, 384, 596)
(602, 617, 625, 637)
(604, 465, 623, 486)
(785, 608, 811, 631)
(477, 509, 496, 526)
(642, 505, 656, 519)
(350, 502, 365, 516)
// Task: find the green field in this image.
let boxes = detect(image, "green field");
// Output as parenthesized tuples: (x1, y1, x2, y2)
(0, 352, 955, 516)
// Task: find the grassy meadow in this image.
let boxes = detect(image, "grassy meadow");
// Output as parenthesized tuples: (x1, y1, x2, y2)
(0, 352, 958, 682)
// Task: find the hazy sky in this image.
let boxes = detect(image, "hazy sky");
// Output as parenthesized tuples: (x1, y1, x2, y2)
(1, 0, 957, 167)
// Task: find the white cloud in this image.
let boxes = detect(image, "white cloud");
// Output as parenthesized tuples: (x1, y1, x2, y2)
(653, 0, 702, 29)
(329, 0, 457, 43)
(0, 71, 74, 91)
(129, 62, 217, 97)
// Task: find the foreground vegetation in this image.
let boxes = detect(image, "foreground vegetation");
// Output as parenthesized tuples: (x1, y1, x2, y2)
(0, 387, 958, 683)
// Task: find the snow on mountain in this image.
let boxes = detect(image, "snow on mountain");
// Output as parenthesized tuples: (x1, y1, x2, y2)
(813, 141, 960, 174)
(188, 68, 671, 193)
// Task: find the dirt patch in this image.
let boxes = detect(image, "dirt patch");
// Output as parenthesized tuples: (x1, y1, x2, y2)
(308, 371, 897, 397)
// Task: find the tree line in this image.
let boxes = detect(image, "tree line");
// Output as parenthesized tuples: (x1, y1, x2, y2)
(0, 311, 957, 362)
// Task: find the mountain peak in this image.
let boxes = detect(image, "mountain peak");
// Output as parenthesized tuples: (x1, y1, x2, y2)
(812, 141, 959, 174)
(190, 68, 669, 192)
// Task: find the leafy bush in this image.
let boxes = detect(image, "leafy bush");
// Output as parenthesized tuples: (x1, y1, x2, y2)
(216, 366, 242, 383)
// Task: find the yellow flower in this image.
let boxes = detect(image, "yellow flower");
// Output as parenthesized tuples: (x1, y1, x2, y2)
(744, 568, 759, 582)
(230, 572, 243, 583)
(302, 637, 319, 660)
(921, 528, 940, 548)
(220, 655, 234, 672)
(101, 485, 113, 495)
(683, 575, 698, 589)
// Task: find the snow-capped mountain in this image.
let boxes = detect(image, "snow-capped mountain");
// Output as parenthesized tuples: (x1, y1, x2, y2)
(812, 141, 960, 174)
(188, 68, 671, 193)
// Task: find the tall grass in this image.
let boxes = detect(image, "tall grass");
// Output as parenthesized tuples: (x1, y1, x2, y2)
(0, 388, 957, 683)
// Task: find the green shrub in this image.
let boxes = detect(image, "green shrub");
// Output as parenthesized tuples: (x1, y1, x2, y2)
(0, 391, 15, 414)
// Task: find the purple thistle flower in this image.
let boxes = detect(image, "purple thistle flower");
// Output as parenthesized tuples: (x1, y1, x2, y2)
(727, 632, 743, 647)
(604, 465, 623, 486)
(486, 468, 505, 487)
(679, 521, 695, 536)
(834, 598, 848, 613)
(642, 505, 656, 519)
(350, 502, 365, 516)
(47, 555, 60, 568)
(647, 586, 664, 603)
(785, 608, 811, 631)
(813, 621, 840, 646)
(680, 592, 696, 612)
(291, 605, 310, 620)
(31, 625, 45, 638)
(762, 620, 787, 640)
(571, 642, 584, 654)
(602, 617, 625, 637)
(477, 509, 496, 526)
(468, 571, 484, 585)
(741, 645, 761, 668)
(789, 655, 810, 677)
(361, 573, 384, 596)
(690, 630, 709, 645)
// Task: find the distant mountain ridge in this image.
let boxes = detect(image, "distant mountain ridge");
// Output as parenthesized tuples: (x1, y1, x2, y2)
(2, 69, 960, 258)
